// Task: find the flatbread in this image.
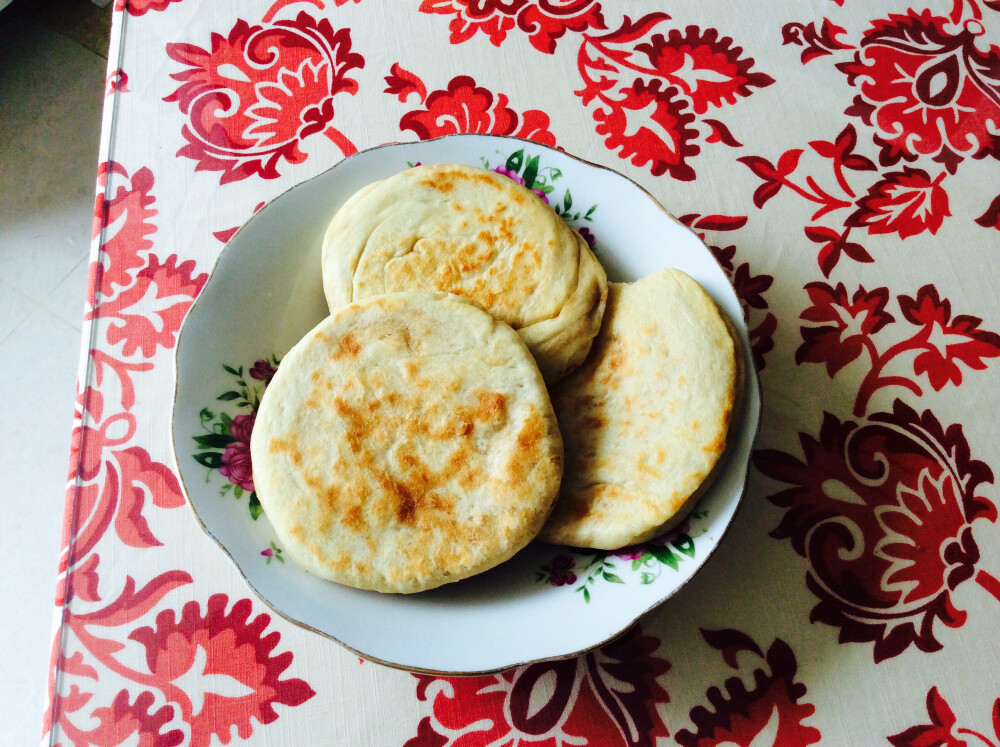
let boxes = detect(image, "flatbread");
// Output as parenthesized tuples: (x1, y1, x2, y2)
(321, 163, 607, 383)
(539, 269, 737, 550)
(250, 291, 564, 593)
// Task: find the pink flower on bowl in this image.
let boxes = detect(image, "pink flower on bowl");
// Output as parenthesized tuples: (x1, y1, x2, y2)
(249, 359, 277, 383)
(228, 412, 255, 443)
(492, 166, 549, 203)
(220, 412, 256, 492)
(545, 554, 577, 586)
(220, 442, 254, 493)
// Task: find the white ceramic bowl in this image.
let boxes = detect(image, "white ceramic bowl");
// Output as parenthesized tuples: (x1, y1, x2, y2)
(172, 134, 761, 674)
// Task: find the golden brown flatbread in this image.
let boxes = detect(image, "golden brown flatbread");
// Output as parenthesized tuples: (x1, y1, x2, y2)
(321, 163, 607, 383)
(250, 291, 564, 593)
(539, 269, 737, 550)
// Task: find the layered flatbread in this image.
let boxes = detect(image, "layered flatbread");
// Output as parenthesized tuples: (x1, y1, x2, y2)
(250, 291, 564, 592)
(540, 269, 737, 550)
(321, 163, 607, 383)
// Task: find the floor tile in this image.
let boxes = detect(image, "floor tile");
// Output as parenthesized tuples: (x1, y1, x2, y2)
(0, 8, 107, 743)
(0, 306, 83, 741)
(0, 10, 105, 302)
(16, 0, 114, 59)
(0, 278, 34, 343)
(42, 255, 91, 331)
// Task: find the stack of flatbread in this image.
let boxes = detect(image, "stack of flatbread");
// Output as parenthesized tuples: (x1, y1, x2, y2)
(250, 163, 737, 594)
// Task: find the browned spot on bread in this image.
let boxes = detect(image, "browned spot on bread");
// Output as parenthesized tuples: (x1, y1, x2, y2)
(525, 246, 543, 271)
(320, 484, 339, 512)
(313, 512, 331, 535)
(595, 339, 628, 391)
(516, 410, 545, 451)
(458, 238, 496, 272)
(324, 551, 350, 571)
(418, 174, 454, 193)
(461, 169, 503, 188)
(388, 237, 500, 302)
(333, 398, 354, 418)
(333, 397, 366, 454)
(332, 332, 360, 360)
(446, 447, 466, 472)
(636, 453, 661, 478)
(475, 391, 506, 422)
(458, 464, 479, 490)
(392, 481, 417, 525)
(269, 436, 303, 466)
(702, 432, 726, 455)
(500, 407, 551, 489)
(429, 492, 453, 515)
(568, 498, 592, 521)
(606, 342, 626, 372)
(494, 215, 517, 243)
(418, 167, 504, 194)
(341, 504, 364, 530)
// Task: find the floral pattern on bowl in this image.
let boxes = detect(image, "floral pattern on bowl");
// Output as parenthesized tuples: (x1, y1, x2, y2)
(536, 513, 709, 602)
(191, 356, 278, 521)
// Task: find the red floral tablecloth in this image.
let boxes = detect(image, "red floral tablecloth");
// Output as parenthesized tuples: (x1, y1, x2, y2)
(47, 1, 1000, 744)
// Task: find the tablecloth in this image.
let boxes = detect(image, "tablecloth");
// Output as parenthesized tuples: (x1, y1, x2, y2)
(45, 0, 1000, 744)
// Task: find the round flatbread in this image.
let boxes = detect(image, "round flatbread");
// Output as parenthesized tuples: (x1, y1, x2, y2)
(250, 291, 564, 593)
(539, 269, 737, 550)
(321, 163, 607, 383)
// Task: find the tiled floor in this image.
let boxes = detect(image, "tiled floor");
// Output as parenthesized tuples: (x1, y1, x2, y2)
(0, 4, 109, 741)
